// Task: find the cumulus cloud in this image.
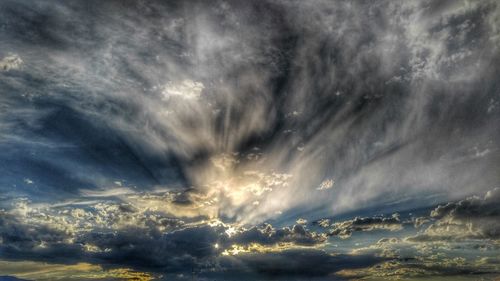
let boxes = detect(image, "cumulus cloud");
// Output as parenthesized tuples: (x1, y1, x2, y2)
(227, 223, 326, 250)
(413, 216, 430, 228)
(296, 218, 307, 225)
(314, 218, 331, 228)
(407, 187, 500, 242)
(329, 213, 403, 239)
(0, 198, 327, 274)
(351, 237, 402, 258)
(0, 54, 22, 71)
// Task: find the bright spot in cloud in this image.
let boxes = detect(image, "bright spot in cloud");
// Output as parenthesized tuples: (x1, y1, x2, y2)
(0, 54, 23, 71)
(317, 179, 334, 190)
(161, 79, 204, 100)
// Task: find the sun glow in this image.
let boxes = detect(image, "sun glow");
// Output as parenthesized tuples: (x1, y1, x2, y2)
(189, 153, 292, 223)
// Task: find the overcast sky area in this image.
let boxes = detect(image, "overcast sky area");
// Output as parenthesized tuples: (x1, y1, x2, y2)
(0, 0, 499, 280)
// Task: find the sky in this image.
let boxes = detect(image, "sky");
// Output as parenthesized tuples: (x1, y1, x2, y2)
(0, 0, 499, 280)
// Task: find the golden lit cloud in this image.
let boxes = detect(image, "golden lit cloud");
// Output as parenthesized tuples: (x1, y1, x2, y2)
(0, 260, 153, 281)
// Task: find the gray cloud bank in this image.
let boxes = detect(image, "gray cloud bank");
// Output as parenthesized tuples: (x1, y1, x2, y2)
(0, 197, 328, 275)
(408, 187, 500, 242)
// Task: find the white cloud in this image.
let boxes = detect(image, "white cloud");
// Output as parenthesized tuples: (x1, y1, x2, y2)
(79, 187, 136, 197)
(23, 178, 34, 184)
(317, 179, 334, 190)
(161, 79, 204, 100)
(0, 54, 23, 71)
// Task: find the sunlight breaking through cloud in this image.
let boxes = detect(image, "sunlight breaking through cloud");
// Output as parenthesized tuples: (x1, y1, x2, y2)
(0, 0, 499, 280)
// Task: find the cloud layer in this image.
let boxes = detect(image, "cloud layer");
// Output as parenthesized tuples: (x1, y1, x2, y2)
(0, 0, 499, 280)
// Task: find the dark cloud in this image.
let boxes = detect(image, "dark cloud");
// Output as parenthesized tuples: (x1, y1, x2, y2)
(407, 188, 500, 242)
(0, 210, 79, 261)
(0, 202, 327, 274)
(328, 213, 403, 239)
(0, 277, 31, 281)
(219, 249, 383, 278)
(337, 257, 500, 280)
(79, 225, 220, 271)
